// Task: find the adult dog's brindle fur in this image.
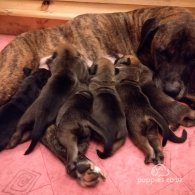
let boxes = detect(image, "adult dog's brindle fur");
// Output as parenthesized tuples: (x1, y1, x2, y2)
(0, 7, 195, 106)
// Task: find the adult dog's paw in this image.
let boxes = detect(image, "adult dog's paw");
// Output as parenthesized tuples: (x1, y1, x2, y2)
(76, 160, 106, 187)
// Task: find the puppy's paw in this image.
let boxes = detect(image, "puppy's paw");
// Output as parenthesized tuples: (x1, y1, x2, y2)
(144, 152, 156, 165)
(153, 151, 164, 165)
(6, 132, 22, 149)
(76, 160, 106, 187)
(144, 156, 154, 164)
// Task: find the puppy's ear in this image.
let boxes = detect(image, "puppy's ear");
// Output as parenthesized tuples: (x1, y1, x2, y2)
(88, 63, 98, 75)
(137, 18, 159, 66)
(115, 57, 131, 66)
(23, 67, 32, 77)
(46, 51, 57, 65)
(115, 67, 120, 75)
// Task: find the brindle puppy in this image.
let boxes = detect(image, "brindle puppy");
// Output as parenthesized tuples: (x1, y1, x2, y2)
(41, 124, 105, 187)
(0, 7, 194, 107)
(115, 56, 187, 164)
(54, 82, 108, 182)
(89, 57, 128, 159)
(8, 43, 89, 154)
(0, 68, 50, 151)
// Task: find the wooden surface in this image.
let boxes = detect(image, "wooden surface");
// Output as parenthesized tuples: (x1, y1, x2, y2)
(57, 0, 195, 7)
(0, 15, 66, 35)
(0, 1, 148, 20)
(0, 0, 194, 35)
(0, 1, 194, 20)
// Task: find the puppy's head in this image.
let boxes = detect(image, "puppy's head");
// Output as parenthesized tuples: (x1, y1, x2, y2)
(46, 43, 90, 82)
(115, 55, 142, 82)
(89, 57, 118, 81)
(137, 9, 195, 102)
(31, 69, 51, 87)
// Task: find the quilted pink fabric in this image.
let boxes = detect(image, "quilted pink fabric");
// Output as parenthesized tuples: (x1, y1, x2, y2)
(0, 34, 195, 195)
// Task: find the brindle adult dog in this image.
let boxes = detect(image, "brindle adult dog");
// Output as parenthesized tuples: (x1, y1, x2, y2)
(0, 7, 194, 107)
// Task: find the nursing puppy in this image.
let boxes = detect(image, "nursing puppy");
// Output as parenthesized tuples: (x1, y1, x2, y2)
(55, 87, 92, 172)
(89, 57, 127, 159)
(55, 82, 109, 178)
(8, 43, 89, 154)
(0, 68, 50, 151)
(41, 124, 105, 187)
(115, 56, 187, 164)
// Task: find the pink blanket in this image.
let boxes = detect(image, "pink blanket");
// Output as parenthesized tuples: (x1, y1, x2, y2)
(0, 34, 195, 195)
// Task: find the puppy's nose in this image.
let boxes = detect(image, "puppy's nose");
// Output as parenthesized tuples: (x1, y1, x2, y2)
(164, 80, 181, 98)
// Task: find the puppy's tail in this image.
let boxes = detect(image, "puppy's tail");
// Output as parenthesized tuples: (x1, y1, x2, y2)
(149, 109, 187, 147)
(96, 142, 113, 159)
(165, 130, 187, 146)
(24, 119, 48, 155)
(86, 116, 114, 159)
(24, 139, 37, 155)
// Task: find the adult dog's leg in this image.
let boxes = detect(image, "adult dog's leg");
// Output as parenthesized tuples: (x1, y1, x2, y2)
(180, 109, 195, 127)
(76, 154, 106, 187)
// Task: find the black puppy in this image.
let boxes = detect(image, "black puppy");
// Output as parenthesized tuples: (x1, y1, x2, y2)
(89, 57, 128, 159)
(8, 43, 89, 154)
(115, 55, 187, 164)
(0, 68, 51, 151)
